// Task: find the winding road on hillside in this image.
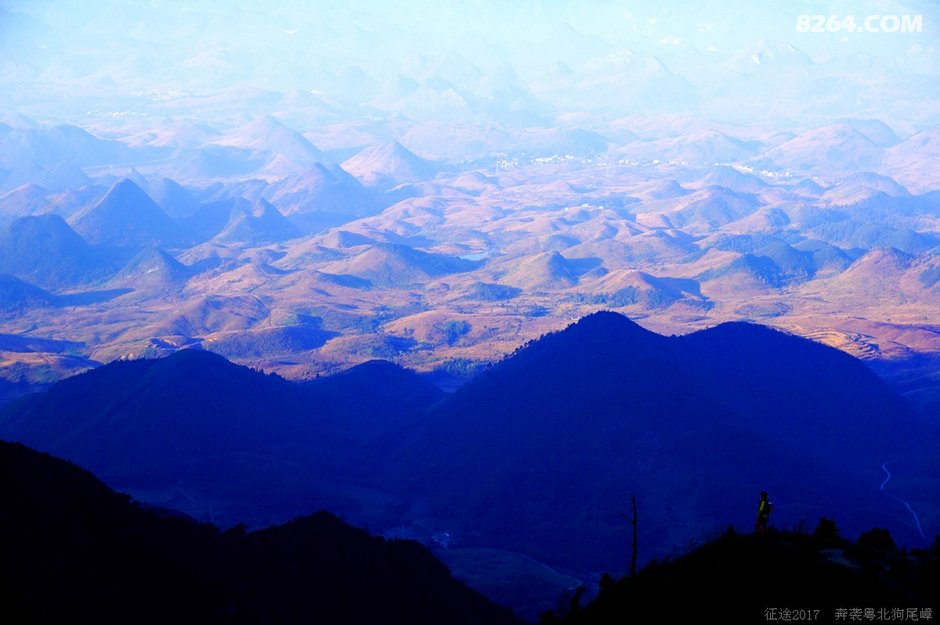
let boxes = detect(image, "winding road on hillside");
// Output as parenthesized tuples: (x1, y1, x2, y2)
(880, 462, 928, 541)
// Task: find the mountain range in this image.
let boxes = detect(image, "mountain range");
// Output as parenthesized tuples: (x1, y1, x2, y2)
(400, 312, 933, 572)
(2, 5, 939, 620)
(2, 312, 936, 615)
(2, 110, 940, 393)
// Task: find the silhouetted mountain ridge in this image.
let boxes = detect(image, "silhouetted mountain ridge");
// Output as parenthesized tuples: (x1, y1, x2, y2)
(0, 348, 307, 481)
(0, 440, 519, 625)
(540, 525, 939, 624)
(402, 311, 930, 573)
(0, 349, 445, 527)
(0, 313, 934, 606)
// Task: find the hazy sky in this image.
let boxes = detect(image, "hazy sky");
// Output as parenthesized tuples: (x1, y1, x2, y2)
(1, 1, 937, 128)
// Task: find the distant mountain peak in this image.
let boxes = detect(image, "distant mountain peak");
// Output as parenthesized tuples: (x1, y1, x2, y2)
(0, 273, 57, 310)
(214, 198, 300, 244)
(0, 214, 108, 290)
(501, 311, 666, 366)
(70, 179, 187, 249)
(156, 345, 228, 367)
(570, 309, 650, 333)
(341, 141, 437, 188)
(829, 172, 910, 198)
(689, 319, 784, 341)
(212, 116, 324, 169)
(108, 246, 191, 293)
(110, 177, 150, 200)
(147, 177, 200, 217)
(859, 246, 915, 268)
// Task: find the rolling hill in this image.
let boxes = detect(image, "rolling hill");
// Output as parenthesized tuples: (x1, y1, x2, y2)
(262, 163, 380, 232)
(399, 312, 934, 574)
(0, 273, 58, 310)
(211, 116, 325, 172)
(106, 247, 192, 294)
(70, 179, 189, 251)
(587, 269, 707, 309)
(0, 183, 52, 219)
(664, 187, 761, 233)
(342, 141, 439, 188)
(0, 213, 113, 289)
(0, 349, 443, 528)
(881, 125, 940, 193)
(0, 439, 519, 625)
(213, 198, 301, 244)
(754, 124, 883, 176)
(147, 176, 201, 217)
(323, 243, 479, 286)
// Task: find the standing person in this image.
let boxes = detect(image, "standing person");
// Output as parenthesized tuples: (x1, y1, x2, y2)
(755, 491, 773, 534)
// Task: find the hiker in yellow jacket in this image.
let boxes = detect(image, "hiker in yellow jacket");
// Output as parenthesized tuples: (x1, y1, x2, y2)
(755, 491, 773, 534)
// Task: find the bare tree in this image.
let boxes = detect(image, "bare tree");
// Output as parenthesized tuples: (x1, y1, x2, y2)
(621, 494, 638, 576)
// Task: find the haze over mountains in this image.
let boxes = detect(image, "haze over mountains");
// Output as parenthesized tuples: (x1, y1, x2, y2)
(1, 119, 939, 396)
(1, 2, 939, 620)
(0, 2, 938, 394)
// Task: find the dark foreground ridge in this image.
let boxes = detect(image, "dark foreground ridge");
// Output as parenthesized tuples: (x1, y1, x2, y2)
(0, 440, 520, 625)
(1, 311, 938, 616)
(540, 523, 939, 625)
